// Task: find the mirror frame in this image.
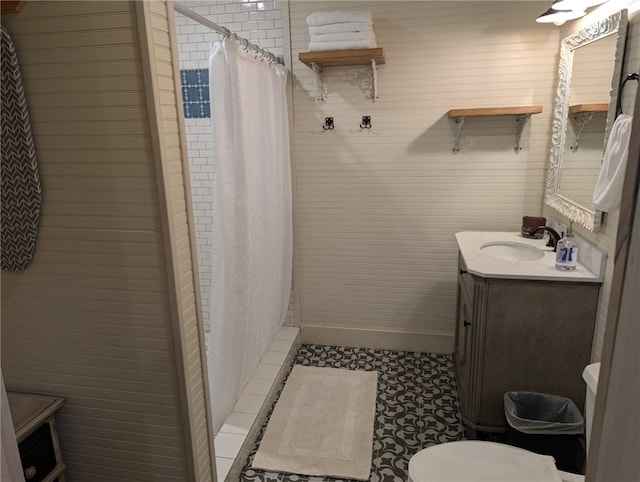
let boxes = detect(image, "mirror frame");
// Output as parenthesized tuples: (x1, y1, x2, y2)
(545, 10, 628, 231)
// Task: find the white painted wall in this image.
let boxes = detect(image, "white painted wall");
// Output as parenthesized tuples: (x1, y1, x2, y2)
(1, 1, 211, 480)
(290, 1, 559, 350)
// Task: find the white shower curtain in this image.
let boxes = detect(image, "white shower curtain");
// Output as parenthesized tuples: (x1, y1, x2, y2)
(208, 40, 292, 432)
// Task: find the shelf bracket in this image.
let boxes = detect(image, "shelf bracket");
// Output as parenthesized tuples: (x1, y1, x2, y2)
(570, 112, 594, 152)
(371, 59, 378, 103)
(514, 114, 530, 153)
(311, 62, 326, 104)
(452, 117, 465, 154)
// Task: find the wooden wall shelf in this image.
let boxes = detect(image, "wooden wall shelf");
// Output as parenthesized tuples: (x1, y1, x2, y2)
(447, 106, 543, 119)
(298, 48, 385, 68)
(447, 105, 543, 154)
(1, 1, 26, 12)
(568, 103, 608, 152)
(569, 103, 608, 115)
(298, 48, 385, 103)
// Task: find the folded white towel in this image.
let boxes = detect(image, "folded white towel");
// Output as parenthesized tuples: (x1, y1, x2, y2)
(309, 22, 371, 35)
(308, 38, 377, 52)
(592, 114, 633, 212)
(306, 11, 373, 27)
(311, 31, 374, 43)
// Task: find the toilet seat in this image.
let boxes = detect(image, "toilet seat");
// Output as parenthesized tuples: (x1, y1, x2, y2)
(408, 440, 580, 482)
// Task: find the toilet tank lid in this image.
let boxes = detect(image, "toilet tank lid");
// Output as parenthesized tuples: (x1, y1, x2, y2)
(582, 362, 601, 393)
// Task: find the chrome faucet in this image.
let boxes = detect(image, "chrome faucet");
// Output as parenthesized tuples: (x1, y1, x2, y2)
(530, 226, 562, 252)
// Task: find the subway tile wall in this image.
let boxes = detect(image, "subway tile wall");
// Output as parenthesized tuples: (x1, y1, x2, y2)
(174, 1, 294, 335)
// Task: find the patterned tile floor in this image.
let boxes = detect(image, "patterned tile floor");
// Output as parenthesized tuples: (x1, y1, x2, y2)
(239, 345, 465, 481)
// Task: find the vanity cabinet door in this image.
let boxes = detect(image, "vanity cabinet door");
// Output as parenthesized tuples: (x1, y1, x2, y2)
(479, 279, 599, 428)
(454, 259, 476, 424)
(454, 281, 471, 414)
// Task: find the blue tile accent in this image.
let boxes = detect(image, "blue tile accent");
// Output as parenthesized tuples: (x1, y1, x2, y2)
(180, 68, 210, 119)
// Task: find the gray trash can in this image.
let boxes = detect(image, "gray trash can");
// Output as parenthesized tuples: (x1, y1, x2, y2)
(503, 391, 584, 473)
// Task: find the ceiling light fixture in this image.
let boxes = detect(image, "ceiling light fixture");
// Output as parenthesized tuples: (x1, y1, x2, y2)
(552, 0, 608, 9)
(536, 7, 586, 25)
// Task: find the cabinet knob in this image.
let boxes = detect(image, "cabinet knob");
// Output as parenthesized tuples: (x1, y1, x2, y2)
(459, 268, 467, 275)
(464, 320, 471, 327)
(24, 466, 37, 480)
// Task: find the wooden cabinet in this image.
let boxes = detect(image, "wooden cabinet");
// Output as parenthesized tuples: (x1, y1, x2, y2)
(8, 392, 65, 482)
(454, 254, 600, 433)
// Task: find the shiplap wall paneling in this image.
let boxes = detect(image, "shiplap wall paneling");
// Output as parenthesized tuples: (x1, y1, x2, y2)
(290, 1, 559, 350)
(0, 1, 206, 480)
(136, 1, 215, 480)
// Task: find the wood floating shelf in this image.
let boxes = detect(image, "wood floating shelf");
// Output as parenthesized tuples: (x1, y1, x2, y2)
(0, 0, 26, 12)
(447, 106, 543, 154)
(298, 48, 385, 68)
(447, 106, 543, 119)
(298, 48, 385, 104)
(568, 103, 608, 153)
(569, 103, 608, 115)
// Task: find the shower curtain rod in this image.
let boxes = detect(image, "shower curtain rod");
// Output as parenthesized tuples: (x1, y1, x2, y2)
(173, 2, 284, 65)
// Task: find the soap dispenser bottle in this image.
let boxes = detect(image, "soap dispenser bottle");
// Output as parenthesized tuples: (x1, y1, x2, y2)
(555, 225, 578, 271)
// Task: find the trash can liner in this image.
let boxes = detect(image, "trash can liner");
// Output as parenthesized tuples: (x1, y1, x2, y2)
(504, 392, 584, 435)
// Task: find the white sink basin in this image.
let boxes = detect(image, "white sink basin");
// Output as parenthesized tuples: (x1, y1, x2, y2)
(480, 241, 545, 262)
(456, 232, 602, 282)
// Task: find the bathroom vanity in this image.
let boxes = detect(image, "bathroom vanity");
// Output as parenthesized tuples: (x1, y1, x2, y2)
(454, 232, 602, 434)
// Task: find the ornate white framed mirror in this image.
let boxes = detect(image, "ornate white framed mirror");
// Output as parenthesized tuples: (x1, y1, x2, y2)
(545, 10, 628, 231)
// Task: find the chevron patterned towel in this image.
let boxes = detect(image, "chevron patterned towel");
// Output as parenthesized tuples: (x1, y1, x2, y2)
(1, 25, 41, 271)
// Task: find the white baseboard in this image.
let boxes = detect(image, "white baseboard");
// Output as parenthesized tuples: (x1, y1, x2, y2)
(300, 324, 454, 354)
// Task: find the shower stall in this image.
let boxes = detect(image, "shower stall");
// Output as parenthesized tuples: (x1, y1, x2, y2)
(173, 1, 294, 433)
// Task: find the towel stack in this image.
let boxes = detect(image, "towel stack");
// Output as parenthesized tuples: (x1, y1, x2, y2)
(306, 11, 377, 52)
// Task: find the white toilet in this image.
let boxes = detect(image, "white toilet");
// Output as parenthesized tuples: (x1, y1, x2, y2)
(408, 363, 600, 482)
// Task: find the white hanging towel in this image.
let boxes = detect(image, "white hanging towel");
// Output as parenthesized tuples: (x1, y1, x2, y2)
(592, 114, 633, 212)
(306, 11, 373, 26)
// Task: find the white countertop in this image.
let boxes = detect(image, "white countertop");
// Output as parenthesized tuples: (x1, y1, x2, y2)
(455, 231, 602, 283)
